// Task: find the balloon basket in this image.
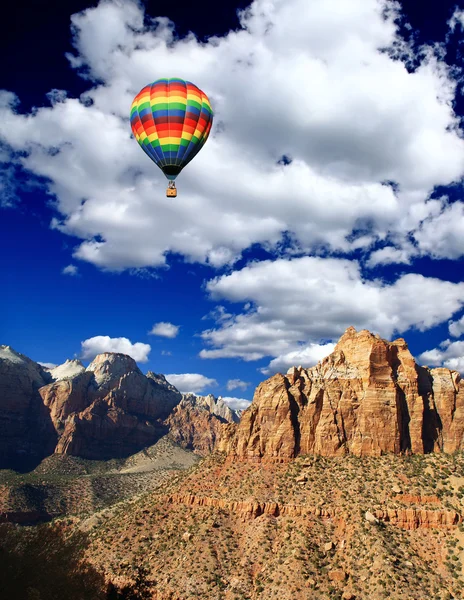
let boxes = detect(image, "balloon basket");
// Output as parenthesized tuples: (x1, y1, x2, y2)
(166, 183, 177, 198)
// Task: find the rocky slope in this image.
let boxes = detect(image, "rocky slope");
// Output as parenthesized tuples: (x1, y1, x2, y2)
(0, 348, 243, 467)
(0, 349, 183, 467)
(165, 393, 239, 455)
(46, 359, 86, 380)
(0, 346, 55, 470)
(223, 327, 464, 461)
(0, 437, 198, 524)
(40, 353, 182, 460)
(77, 451, 464, 600)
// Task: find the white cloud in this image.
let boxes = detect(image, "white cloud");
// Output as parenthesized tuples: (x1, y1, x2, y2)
(165, 373, 217, 393)
(226, 378, 249, 391)
(200, 256, 464, 361)
(449, 8, 464, 32)
(418, 340, 464, 373)
(414, 202, 464, 260)
(62, 264, 79, 276)
(39, 362, 57, 369)
(449, 315, 464, 338)
(263, 342, 336, 374)
(366, 245, 415, 268)
(149, 322, 179, 338)
(221, 396, 252, 411)
(81, 335, 151, 362)
(161, 350, 172, 356)
(0, 0, 463, 270)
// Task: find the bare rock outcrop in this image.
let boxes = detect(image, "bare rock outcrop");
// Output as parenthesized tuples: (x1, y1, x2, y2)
(0, 346, 55, 470)
(165, 393, 238, 455)
(163, 493, 460, 529)
(39, 354, 182, 460)
(0, 348, 183, 466)
(48, 359, 85, 381)
(224, 327, 464, 460)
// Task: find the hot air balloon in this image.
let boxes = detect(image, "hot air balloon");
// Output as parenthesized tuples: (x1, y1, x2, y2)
(130, 78, 213, 198)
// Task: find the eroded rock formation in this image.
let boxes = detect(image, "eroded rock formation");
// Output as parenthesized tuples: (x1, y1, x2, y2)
(0, 346, 55, 469)
(165, 393, 239, 455)
(0, 349, 182, 466)
(164, 493, 461, 529)
(224, 327, 464, 460)
(39, 353, 181, 460)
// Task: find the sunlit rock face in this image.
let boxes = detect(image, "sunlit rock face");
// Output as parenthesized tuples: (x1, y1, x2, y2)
(165, 393, 240, 455)
(0, 349, 182, 467)
(39, 353, 182, 460)
(224, 328, 464, 460)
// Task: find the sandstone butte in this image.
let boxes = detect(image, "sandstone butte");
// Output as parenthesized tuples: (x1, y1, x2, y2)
(219, 327, 464, 460)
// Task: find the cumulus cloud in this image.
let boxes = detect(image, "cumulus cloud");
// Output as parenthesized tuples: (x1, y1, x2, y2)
(226, 379, 249, 391)
(263, 342, 336, 374)
(366, 245, 415, 268)
(200, 256, 464, 361)
(221, 396, 252, 411)
(1, 0, 463, 271)
(414, 202, 464, 260)
(418, 340, 464, 373)
(149, 322, 179, 338)
(449, 315, 464, 338)
(81, 335, 151, 362)
(62, 264, 79, 276)
(165, 373, 217, 393)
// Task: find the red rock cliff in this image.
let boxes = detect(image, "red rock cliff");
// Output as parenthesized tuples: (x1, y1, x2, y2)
(224, 328, 464, 460)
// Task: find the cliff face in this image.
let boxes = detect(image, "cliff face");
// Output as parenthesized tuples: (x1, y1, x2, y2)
(165, 394, 238, 455)
(0, 349, 182, 467)
(0, 346, 56, 470)
(225, 327, 464, 460)
(39, 354, 182, 460)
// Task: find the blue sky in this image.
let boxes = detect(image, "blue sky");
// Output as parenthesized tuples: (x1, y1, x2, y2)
(2, 0, 464, 408)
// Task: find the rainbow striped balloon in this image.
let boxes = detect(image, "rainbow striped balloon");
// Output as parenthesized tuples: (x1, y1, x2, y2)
(130, 78, 213, 181)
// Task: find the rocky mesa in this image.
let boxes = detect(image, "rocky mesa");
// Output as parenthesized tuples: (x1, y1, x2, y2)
(224, 327, 464, 460)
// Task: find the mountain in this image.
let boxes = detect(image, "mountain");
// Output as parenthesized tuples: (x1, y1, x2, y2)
(223, 327, 464, 460)
(0, 350, 242, 469)
(45, 359, 86, 380)
(2, 331, 464, 599)
(40, 352, 182, 461)
(0, 350, 182, 468)
(165, 393, 239, 455)
(0, 346, 56, 470)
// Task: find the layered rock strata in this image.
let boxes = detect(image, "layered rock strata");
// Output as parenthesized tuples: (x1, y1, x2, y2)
(165, 393, 239, 455)
(40, 354, 181, 460)
(0, 349, 182, 466)
(224, 328, 464, 460)
(164, 493, 461, 529)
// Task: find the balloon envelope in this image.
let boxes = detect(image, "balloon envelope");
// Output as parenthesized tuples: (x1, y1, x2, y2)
(130, 78, 213, 180)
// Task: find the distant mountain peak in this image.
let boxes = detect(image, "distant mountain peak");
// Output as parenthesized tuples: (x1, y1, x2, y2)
(86, 352, 141, 386)
(181, 393, 240, 423)
(0, 345, 52, 387)
(50, 359, 85, 381)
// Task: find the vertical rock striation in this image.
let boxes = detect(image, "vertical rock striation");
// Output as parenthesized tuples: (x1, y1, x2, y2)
(225, 328, 464, 460)
(165, 393, 239, 455)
